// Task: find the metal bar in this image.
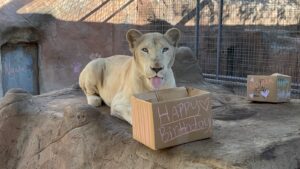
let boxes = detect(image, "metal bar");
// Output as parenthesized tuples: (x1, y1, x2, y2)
(79, 0, 110, 21)
(204, 78, 300, 94)
(216, 0, 223, 80)
(195, 0, 200, 60)
(203, 73, 300, 88)
(203, 73, 247, 81)
(204, 78, 246, 87)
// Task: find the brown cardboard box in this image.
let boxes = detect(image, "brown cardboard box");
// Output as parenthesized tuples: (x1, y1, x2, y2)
(247, 73, 291, 102)
(131, 87, 212, 150)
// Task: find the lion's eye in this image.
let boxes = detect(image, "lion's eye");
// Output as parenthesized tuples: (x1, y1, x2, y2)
(162, 47, 169, 53)
(142, 48, 148, 53)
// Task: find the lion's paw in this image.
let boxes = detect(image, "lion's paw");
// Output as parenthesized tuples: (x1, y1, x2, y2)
(87, 95, 102, 107)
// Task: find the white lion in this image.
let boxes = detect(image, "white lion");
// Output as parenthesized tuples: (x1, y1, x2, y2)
(79, 28, 181, 124)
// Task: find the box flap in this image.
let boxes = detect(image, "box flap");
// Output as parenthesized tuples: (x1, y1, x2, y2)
(134, 87, 188, 103)
(133, 87, 211, 104)
(155, 87, 188, 102)
(187, 87, 210, 96)
(134, 92, 159, 102)
(271, 73, 291, 78)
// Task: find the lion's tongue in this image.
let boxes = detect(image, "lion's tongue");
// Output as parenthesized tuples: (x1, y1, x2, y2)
(151, 77, 163, 89)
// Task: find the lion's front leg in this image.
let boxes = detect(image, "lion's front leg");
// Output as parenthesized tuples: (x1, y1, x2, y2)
(111, 92, 132, 124)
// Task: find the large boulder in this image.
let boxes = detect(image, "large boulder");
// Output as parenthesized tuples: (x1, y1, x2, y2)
(173, 46, 204, 84)
(0, 85, 300, 169)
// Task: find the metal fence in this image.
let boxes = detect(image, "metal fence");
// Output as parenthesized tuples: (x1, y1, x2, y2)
(120, 0, 300, 99)
(3, 0, 299, 97)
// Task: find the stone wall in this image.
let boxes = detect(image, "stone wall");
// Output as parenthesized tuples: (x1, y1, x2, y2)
(0, 0, 116, 94)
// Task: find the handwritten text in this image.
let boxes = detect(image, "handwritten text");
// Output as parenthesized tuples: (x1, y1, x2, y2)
(156, 98, 211, 143)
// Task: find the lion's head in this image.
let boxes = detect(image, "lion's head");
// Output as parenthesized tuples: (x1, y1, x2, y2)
(126, 28, 181, 90)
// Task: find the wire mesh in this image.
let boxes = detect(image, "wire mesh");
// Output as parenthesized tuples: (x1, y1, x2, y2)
(116, 0, 300, 99)
(200, 0, 300, 98)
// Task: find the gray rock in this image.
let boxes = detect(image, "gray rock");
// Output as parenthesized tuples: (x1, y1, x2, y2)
(173, 46, 204, 83)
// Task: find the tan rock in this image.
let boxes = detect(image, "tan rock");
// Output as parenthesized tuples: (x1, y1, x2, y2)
(0, 84, 299, 169)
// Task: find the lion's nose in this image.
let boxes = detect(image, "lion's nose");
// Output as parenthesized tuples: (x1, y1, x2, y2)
(151, 67, 163, 73)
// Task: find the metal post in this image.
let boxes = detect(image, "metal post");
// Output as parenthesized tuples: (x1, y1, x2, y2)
(216, 0, 223, 80)
(195, 0, 200, 60)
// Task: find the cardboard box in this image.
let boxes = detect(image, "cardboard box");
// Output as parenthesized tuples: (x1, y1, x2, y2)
(247, 73, 291, 102)
(131, 87, 212, 150)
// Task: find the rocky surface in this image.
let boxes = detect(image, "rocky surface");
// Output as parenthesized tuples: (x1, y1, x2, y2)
(0, 84, 299, 169)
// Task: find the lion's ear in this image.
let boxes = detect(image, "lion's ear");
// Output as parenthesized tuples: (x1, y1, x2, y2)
(126, 29, 143, 53)
(164, 28, 181, 47)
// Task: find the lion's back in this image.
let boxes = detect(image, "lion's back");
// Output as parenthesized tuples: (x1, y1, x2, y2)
(79, 55, 132, 103)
